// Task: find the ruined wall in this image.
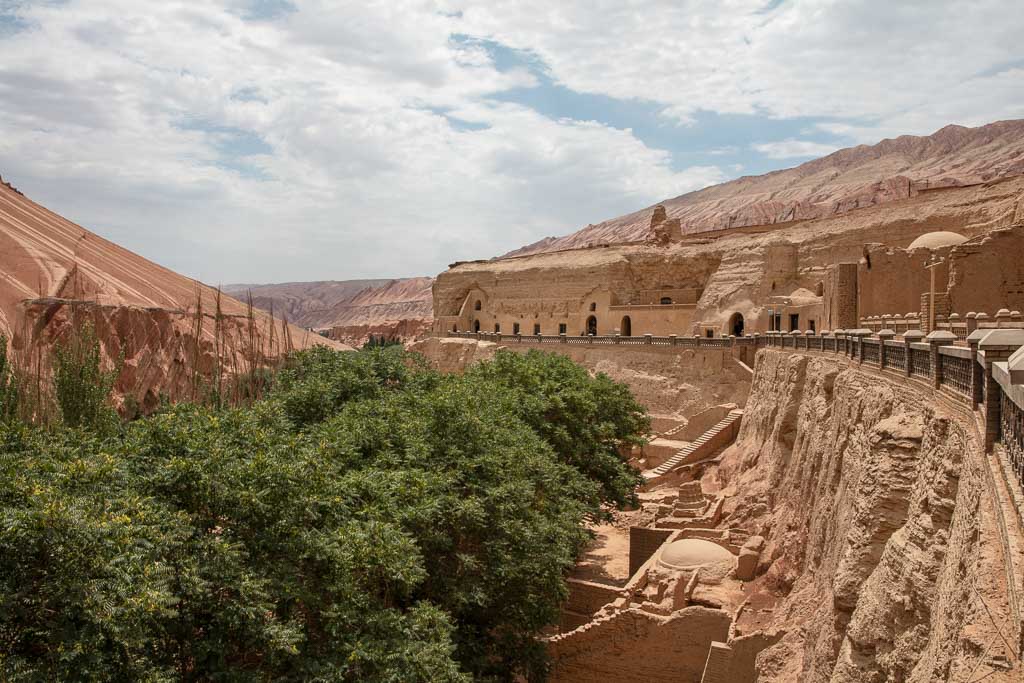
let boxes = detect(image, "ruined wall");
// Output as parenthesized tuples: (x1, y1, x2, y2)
(547, 606, 732, 683)
(857, 244, 941, 318)
(823, 262, 858, 330)
(713, 350, 1019, 682)
(948, 224, 1024, 314)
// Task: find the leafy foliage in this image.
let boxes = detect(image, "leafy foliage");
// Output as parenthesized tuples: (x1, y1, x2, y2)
(52, 322, 119, 432)
(466, 350, 648, 513)
(0, 336, 17, 423)
(0, 346, 647, 681)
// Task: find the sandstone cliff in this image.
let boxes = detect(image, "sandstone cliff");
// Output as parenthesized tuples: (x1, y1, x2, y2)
(0, 180, 346, 411)
(710, 350, 1020, 681)
(226, 277, 434, 348)
(504, 120, 1024, 257)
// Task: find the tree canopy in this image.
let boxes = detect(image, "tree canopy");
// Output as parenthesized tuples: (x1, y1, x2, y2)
(0, 345, 647, 681)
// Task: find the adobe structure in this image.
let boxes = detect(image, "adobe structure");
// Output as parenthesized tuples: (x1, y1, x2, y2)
(432, 177, 1024, 341)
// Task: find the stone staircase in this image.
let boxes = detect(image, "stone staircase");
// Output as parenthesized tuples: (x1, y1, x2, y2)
(645, 409, 744, 479)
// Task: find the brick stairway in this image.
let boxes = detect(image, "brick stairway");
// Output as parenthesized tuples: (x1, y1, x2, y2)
(644, 409, 744, 479)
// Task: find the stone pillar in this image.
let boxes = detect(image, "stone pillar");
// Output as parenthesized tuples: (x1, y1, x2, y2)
(926, 330, 957, 389)
(877, 329, 895, 369)
(965, 312, 978, 336)
(967, 328, 986, 406)
(904, 330, 923, 378)
(559, 333, 566, 344)
(645, 333, 653, 345)
(669, 334, 678, 346)
(852, 329, 872, 363)
(996, 308, 1012, 328)
(978, 330, 1024, 451)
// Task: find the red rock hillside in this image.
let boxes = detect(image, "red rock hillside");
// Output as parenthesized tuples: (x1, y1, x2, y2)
(0, 176, 347, 412)
(504, 119, 1024, 257)
(226, 277, 434, 348)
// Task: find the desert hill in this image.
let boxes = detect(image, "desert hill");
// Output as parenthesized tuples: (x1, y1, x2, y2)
(0, 176, 346, 410)
(225, 277, 434, 347)
(504, 119, 1024, 257)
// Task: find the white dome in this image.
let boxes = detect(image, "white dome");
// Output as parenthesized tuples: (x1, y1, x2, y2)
(658, 538, 734, 570)
(907, 231, 967, 250)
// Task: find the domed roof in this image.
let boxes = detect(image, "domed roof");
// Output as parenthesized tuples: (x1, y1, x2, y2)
(658, 538, 734, 570)
(907, 231, 967, 250)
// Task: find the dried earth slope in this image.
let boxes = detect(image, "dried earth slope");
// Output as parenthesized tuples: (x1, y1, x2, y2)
(0, 178, 346, 409)
(505, 119, 1024, 257)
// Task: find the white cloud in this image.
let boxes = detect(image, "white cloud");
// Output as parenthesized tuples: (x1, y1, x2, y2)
(451, 0, 1024, 137)
(0, 0, 722, 282)
(752, 139, 840, 159)
(1, 0, 1022, 284)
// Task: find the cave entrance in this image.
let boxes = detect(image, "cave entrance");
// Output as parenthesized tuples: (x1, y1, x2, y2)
(620, 315, 632, 337)
(729, 312, 744, 337)
(586, 315, 598, 336)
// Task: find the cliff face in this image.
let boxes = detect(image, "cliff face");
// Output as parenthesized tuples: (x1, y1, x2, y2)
(504, 119, 1024, 257)
(0, 180, 346, 409)
(712, 350, 1019, 681)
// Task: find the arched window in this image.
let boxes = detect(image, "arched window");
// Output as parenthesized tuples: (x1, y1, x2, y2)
(728, 312, 745, 337)
(513, 322, 520, 335)
(815, 282, 824, 297)
(589, 302, 597, 312)
(620, 316, 632, 336)
(660, 297, 672, 305)
(473, 320, 480, 333)
(533, 323, 541, 335)
(494, 323, 501, 333)
(452, 324, 457, 333)
(474, 300, 482, 311)
(586, 315, 597, 336)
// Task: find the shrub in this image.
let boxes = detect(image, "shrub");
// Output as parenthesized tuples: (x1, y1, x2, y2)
(51, 322, 119, 432)
(0, 335, 17, 423)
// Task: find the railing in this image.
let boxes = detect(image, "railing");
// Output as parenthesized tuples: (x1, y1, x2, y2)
(1002, 390, 1024, 488)
(910, 346, 932, 378)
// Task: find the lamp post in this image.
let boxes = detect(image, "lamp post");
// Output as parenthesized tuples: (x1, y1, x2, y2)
(924, 253, 944, 334)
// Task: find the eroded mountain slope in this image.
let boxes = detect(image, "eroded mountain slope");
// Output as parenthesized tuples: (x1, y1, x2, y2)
(505, 120, 1024, 257)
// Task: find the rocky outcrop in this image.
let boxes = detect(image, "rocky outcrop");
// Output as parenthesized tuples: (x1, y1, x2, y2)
(711, 350, 1019, 681)
(503, 120, 1024, 258)
(0, 179, 345, 407)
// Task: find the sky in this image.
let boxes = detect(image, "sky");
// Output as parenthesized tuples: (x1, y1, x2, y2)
(1, 1, 1023, 284)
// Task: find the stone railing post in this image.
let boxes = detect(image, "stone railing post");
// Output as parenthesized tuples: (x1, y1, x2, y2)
(644, 334, 653, 345)
(877, 329, 895, 369)
(926, 330, 957, 389)
(669, 334, 678, 346)
(853, 329, 872, 363)
(965, 312, 977, 336)
(996, 308, 1012, 328)
(978, 330, 1024, 451)
(967, 328, 987, 406)
(904, 330, 923, 377)
(614, 333, 621, 345)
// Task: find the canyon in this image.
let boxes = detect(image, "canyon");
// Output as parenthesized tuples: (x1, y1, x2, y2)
(224, 277, 434, 348)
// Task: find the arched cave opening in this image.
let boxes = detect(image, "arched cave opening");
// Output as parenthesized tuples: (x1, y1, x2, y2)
(729, 312, 745, 337)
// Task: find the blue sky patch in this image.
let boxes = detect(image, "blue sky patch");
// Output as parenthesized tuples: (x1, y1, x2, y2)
(457, 33, 856, 179)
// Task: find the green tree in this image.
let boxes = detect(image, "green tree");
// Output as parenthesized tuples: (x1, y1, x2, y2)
(465, 349, 648, 513)
(52, 322, 119, 431)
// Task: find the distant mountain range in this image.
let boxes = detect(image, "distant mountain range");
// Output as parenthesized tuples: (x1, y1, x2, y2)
(503, 119, 1024, 258)
(224, 278, 434, 346)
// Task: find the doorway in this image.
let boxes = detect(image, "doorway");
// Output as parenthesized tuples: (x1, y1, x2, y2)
(620, 315, 632, 336)
(586, 315, 598, 336)
(729, 312, 744, 337)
